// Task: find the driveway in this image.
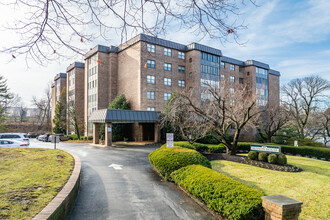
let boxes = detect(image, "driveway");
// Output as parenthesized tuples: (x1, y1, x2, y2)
(29, 140, 215, 220)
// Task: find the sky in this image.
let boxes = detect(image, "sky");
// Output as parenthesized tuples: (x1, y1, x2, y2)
(0, 0, 329, 107)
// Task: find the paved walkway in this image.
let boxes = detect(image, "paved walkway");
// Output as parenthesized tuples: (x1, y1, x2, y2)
(30, 140, 215, 220)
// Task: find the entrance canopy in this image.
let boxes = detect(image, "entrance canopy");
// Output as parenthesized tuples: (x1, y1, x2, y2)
(89, 109, 160, 123)
(89, 109, 161, 146)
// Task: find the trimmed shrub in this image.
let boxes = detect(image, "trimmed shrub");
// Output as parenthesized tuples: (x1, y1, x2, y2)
(278, 154, 287, 165)
(237, 142, 251, 152)
(258, 152, 268, 162)
(208, 144, 226, 153)
(268, 154, 278, 164)
(281, 145, 330, 160)
(69, 134, 78, 140)
(88, 136, 93, 140)
(149, 147, 211, 181)
(171, 165, 264, 220)
(248, 151, 258, 160)
(192, 143, 209, 153)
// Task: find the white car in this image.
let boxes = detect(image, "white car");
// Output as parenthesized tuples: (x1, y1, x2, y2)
(0, 139, 29, 147)
(0, 133, 30, 146)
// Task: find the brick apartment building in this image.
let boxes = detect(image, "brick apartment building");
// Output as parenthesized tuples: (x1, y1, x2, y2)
(66, 62, 85, 135)
(51, 34, 280, 140)
(51, 73, 67, 129)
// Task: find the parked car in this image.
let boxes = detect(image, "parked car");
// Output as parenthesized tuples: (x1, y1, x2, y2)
(0, 139, 29, 147)
(49, 134, 72, 142)
(37, 134, 51, 142)
(37, 134, 45, 141)
(27, 132, 39, 138)
(0, 133, 29, 145)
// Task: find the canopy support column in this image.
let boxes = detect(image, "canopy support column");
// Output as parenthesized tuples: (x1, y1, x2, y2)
(105, 122, 112, 147)
(93, 123, 100, 144)
(154, 122, 160, 143)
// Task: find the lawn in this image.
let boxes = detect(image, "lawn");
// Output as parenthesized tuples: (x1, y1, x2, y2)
(211, 156, 330, 219)
(0, 148, 74, 220)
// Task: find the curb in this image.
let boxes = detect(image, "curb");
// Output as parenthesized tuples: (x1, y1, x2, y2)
(33, 151, 81, 220)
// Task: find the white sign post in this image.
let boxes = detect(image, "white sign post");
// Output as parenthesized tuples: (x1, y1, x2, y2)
(166, 133, 174, 148)
(294, 140, 298, 147)
(51, 135, 60, 149)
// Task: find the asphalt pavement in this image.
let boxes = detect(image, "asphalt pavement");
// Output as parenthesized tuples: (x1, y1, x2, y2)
(29, 139, 216, 220)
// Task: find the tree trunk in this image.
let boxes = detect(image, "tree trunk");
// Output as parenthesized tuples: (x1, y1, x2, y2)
(266, 136, 272, 143)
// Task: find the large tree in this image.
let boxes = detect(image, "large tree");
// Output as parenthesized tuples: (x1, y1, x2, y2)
(282, 76, 330, 139)
(165, 80, 264, 155)
(254, 106, 289, 143)
(0, 75, 13, 125)
(53, 87, 67, 134)
(32, 83, 52, 131)
(0, 0, 254, 64)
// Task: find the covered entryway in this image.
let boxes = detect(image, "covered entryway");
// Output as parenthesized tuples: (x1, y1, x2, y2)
(89, 109, 160, 146)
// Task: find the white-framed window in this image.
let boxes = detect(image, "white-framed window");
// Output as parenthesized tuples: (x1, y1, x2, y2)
(164, 63, 172, 71)
(147, 60, 155, 68)
(230, 88, 235, 93)
(221, 62, 225, 69)
(230, 76, 235, 83)
(147, 44, 155, 53)
(230, 64, 235, 71)
(147, 75, 155, 84)
(164, 93, 172, 101)
(178, 65, 185, 73)
(178, 80, 185, 88)
(221, 74, 225, 80)
(164, 78, 172, 86)
(147, 107, 155, 111)
(164, 48, 172, 56)
(147, 91, 155, 100)
(178, 51, 185, 59)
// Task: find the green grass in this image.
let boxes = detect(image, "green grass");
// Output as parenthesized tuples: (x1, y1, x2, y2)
(0, 148, 74, 220)
(211, 156, 330, 219)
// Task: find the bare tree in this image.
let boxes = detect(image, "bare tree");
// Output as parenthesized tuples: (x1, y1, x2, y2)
(254, 106, 289, 143)
(67, 98, 84, 139)
(166, 80, 264, 155)
(321, 108, 330, 147)
(0, 0, 255, 65)
(32, 83, 52, 131)
(162, 92, 209, 144)
(282, 76, 330, 139)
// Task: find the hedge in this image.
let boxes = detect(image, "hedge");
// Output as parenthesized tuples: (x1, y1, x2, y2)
(171, 165, 264, 220)
(167, 141, 330, 161)
(149, 147, 211, 181)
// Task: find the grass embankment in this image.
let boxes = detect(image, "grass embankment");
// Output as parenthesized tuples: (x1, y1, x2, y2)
(0, 148, 74, 220)
(211, 156, 330, 219)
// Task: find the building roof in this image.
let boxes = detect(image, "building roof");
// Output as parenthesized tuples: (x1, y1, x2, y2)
(54, 73, 67, 81)
(89, 109, 160, 123)
(66, 62, 85, 72)
(221, 56, 245, 66)
(81, 33, 280, 76)
(244, 60, 270, 69)
(84, 45, 118, 59)
(269, 69, 281, 76)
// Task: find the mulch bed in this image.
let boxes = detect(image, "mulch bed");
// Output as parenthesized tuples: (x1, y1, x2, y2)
(203, 153, 302, 172)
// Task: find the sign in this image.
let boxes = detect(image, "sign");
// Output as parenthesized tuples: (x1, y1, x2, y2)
(294, 140, 298, 147)
(51, 135, 60, 143)
(107, 126, 112, 132)
(250, 144, 281, 154)
(166, 133, 174, 148)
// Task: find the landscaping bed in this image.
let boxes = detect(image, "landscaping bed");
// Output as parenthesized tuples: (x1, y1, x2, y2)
(211, 156, 330, 220)
(0, 148, 74, 220)
(204, 153, 302, 172)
